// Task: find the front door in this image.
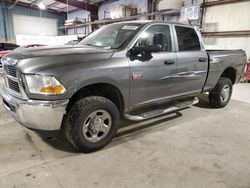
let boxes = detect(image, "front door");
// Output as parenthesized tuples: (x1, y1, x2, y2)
(129, 24, 177, 108)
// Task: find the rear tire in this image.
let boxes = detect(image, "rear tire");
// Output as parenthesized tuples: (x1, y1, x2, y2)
(63, 96, 120, 153)
(209, 77, 233, 108)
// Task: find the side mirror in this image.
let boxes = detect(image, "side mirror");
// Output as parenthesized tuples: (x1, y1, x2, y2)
(128, 45, 161, 61)
(129, 32, 166, 56)
(130, 45, 162, 55)
(127, 32, 166, 61)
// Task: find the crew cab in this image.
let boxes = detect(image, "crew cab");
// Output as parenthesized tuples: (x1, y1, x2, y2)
(1, 21, 247, 152)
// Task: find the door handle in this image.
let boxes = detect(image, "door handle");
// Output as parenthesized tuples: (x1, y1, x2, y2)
(164, 60, 175, 65)
(199, 57, 208, 62)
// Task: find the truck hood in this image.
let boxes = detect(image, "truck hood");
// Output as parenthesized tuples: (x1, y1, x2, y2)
(11, 45, 113, 59)
(4, 45, 115, 73)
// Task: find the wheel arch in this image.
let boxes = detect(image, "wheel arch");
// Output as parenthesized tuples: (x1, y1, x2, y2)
(66, 82, 125, 114)
(221, 67, 237, 84)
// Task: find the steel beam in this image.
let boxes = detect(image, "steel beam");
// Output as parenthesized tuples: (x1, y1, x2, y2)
(2, 0, 66, 15)
(202, 30, 250, 36)
(47, 2, 61, 8)
(59, 9, 181, 29)
(30, 0, 43, 6)
(8, 0, 18, 9)
(204, 0, 250, 7)
(54, 0, 98, 12)
(58, 6, 77, 13)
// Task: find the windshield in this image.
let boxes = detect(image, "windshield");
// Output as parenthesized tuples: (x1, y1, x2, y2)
(78, 23, 142, 49)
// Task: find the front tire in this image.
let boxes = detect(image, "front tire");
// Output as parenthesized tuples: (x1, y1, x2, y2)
(209, 77, 233, 108)
(63, 96, 120, 153)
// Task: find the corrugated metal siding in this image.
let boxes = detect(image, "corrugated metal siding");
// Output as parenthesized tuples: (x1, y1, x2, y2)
(203, 1, 250, 58)
(203, 1, 250, 31)
(0, 7, 5, 40)
(0, 3, 65, 42)
(3, 8, 15, 41)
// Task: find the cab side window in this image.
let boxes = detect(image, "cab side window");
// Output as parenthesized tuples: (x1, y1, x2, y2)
(135, 25, 172, 52)
(175, 26, 201, 51)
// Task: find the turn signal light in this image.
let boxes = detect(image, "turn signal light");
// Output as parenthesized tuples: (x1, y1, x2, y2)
(40, 85, 65, 94)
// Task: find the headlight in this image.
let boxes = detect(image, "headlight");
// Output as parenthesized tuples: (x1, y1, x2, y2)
(25, 75, 66, 95)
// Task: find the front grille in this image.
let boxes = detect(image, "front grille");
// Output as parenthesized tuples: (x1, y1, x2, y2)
(4, 64, 17, 77)
(2, 58, 21, 95)
(7, 79, 20, 93)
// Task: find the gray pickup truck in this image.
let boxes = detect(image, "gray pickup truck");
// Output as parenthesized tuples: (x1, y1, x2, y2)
(1, 21, 247, 152)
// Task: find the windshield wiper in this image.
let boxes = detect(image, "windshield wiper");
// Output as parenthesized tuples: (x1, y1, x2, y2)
(85, 44, 102, 48)
(85, 44, 111, 49)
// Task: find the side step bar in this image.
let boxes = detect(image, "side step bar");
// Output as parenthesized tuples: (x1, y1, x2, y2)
(124, 97, 199, 121)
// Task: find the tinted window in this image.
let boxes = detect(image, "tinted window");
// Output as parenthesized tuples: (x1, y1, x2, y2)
(135, 25, 172, 52)
(175, 26, 200, 51)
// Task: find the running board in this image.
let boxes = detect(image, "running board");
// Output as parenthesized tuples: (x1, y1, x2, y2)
(124, 97, 199, 121)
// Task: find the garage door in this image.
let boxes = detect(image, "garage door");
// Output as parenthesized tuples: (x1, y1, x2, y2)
(13, 14, 57, 36)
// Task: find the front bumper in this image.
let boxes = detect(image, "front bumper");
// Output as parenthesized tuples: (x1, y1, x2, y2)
(1, 86, 69, 130)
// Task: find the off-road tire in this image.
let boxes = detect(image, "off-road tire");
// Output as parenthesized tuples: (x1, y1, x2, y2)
(209, 77, 233, 108)
(63, 96, 120, 153)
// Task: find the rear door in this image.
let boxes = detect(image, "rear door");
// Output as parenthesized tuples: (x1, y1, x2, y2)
(173, 25, 208, 96)
(129, 24, 177, 108)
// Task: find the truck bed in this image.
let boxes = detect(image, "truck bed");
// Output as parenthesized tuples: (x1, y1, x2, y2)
(204, 49, 247, 91)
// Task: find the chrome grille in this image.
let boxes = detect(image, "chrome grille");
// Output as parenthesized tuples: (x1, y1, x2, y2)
(7, 79, 20, 93)
(2, 57, 21, 95)
(4, 64, 17, 77)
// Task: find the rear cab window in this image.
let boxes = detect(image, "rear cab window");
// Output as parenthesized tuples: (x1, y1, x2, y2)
(175, 26, 201, 51)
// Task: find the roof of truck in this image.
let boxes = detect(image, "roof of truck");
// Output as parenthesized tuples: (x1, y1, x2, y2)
(116, 20, 193, 27)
